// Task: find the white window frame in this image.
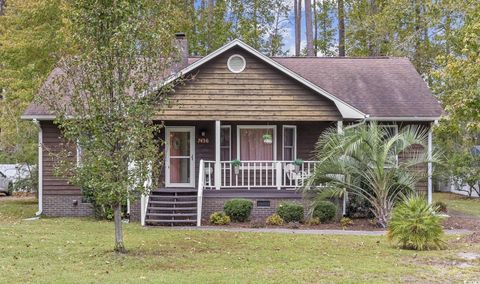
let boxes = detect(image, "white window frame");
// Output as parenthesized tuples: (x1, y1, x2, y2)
(282, 125, 297, 161)
(220, 125, 231, 161)
(227, 54, 246, 73)
(236, 125, 277, 161)
(76, 140, 82, 167)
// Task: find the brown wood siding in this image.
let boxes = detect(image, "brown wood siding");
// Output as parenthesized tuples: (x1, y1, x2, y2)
(157, 47, 341, 121)
(41, 121, 81, 196)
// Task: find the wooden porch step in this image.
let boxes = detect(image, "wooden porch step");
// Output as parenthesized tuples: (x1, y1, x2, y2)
(149, 195, 197, 199)
(148, 200, 197, 205)
(147, 213, 197, 217)
(148, 207, 196, 211)
(146, 219, 196, 224)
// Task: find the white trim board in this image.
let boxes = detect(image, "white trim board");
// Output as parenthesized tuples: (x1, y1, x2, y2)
(157, 39, 366, 119)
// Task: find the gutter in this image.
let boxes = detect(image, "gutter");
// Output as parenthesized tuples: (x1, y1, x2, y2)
(33, 119, 43, 216)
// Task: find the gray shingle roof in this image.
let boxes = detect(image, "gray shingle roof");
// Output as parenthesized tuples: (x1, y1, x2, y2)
(23, 55, 442, 120)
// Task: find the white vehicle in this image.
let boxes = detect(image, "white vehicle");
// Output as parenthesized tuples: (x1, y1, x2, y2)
(0, 171, 13, 196)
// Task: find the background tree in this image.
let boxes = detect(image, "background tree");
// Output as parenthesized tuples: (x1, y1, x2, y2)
(0, 0, 67, 188)
(433, 2, 479, 197)
(305, 0, 315, 56)
(313, 0, 335, 56)
(337, 0, 346, 56)
(41, 0, 183, 253)
(294, 0, 302, 56)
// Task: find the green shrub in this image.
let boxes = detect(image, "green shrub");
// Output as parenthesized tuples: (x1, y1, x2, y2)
(433, 201, 448, 213)
(313, 201, 337, 222)
(340, 217, 353, 228)
(223, 199, 253, 222)
(266, 214, 284, 226)
(209, 212, 231, 225)
(277, 202, 304, 223)
(388, 195, 445, 250)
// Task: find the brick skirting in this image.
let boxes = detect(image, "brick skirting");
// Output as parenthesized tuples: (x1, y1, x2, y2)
(201, 196, 310, 224)
(43, 195, 94, 217)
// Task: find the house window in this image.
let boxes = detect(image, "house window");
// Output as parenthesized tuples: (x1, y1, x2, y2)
(237, 126, 276, 161)
(220, 125, 231, 161)
(282, 125, 296, 161)
(227, 54, 246, 73)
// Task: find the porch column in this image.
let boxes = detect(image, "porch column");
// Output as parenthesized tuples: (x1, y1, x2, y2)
(427, 125, 433, 205)
(215, 120, 221, 190)
(337, 120, 347, 216)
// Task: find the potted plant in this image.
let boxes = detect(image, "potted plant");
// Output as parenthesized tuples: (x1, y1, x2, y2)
(262, 133, 273, 144)
(231, 159, 241, 175)
(293, 159, 304, 173)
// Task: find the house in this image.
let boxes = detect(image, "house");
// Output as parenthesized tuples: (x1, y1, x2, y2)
(22, 34, 443, 226)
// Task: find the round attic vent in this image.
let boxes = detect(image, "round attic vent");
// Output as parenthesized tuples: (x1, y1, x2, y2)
(227, 54, 246, 73)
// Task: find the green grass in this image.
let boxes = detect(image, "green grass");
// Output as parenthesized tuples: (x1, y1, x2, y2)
(0, 198, 479, 283)
(434, 192, 480, 217)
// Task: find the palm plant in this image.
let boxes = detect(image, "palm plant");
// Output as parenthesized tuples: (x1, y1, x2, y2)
(305, 122, 438, 228)
(388, 195, 445, 250)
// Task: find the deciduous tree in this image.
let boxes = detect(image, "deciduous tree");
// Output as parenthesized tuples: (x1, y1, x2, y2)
(41, 0, 182, 253)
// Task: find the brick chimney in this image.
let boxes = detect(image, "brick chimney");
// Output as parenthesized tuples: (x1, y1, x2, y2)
(175, 32, 189, 69)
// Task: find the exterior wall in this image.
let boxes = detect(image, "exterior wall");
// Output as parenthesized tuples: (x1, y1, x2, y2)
(129, 200, 141, 222)
(157, 47, 342, 121)
(44, 195, 93, 217)
(41, 121, 94, 217)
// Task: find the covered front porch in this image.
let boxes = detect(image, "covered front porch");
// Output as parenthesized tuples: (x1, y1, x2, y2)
(161, 120, 340, 191)
(141, 120, 342, 226)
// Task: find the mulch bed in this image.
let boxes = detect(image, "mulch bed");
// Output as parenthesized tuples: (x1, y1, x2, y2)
(451, 231, 480, 244)
(221, 218, 384, 231)
(442, 210, 480, 231)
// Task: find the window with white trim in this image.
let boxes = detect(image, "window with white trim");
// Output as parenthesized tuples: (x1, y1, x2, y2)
(282, 125, 297, 161)
(220, 125, 231, 161)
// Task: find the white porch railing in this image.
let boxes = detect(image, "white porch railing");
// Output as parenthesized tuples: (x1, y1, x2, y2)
(201, 160, 319, 190)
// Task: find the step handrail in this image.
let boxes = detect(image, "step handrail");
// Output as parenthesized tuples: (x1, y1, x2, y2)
(197, 159, 205, 226)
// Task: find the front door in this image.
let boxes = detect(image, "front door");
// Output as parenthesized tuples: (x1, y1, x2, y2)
(165, 126, 195, 187)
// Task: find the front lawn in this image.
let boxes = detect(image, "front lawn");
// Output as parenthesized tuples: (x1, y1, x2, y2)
(0, 197, 479, 283)
(434, 192, 480, 217)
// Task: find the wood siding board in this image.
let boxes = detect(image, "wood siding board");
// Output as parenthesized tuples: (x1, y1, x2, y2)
(160, 48, 341, 121)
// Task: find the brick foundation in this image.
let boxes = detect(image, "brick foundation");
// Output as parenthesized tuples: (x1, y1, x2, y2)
(201, 196, 312, 224)
(43, 195, 94, 217)
(129, 201, 141, 222)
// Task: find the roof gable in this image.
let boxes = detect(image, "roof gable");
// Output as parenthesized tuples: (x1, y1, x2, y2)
(157, 47, 342, 121)
(161, 39, 366, 119)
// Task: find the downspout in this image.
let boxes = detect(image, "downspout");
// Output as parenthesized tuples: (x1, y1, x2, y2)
(33, 119, 43, 216)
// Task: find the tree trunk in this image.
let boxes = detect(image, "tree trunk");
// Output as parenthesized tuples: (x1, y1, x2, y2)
(113, 203, 126, 253)
(313, 0, 318, 55)
(305, 0, 315, 56)
(0, 0, 5, 16)
(294, 0, 302, 56)
(337, 0, 345, 57)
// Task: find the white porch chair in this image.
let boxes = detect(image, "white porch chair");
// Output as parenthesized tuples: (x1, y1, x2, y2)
(284, 163, 309, 187)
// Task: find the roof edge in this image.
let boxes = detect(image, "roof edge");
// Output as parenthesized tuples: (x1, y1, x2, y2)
(366, 116, 440, 122)
(20, 115, 55, 121)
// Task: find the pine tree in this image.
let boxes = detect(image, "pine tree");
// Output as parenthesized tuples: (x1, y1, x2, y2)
(305, 0, 315, 56)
